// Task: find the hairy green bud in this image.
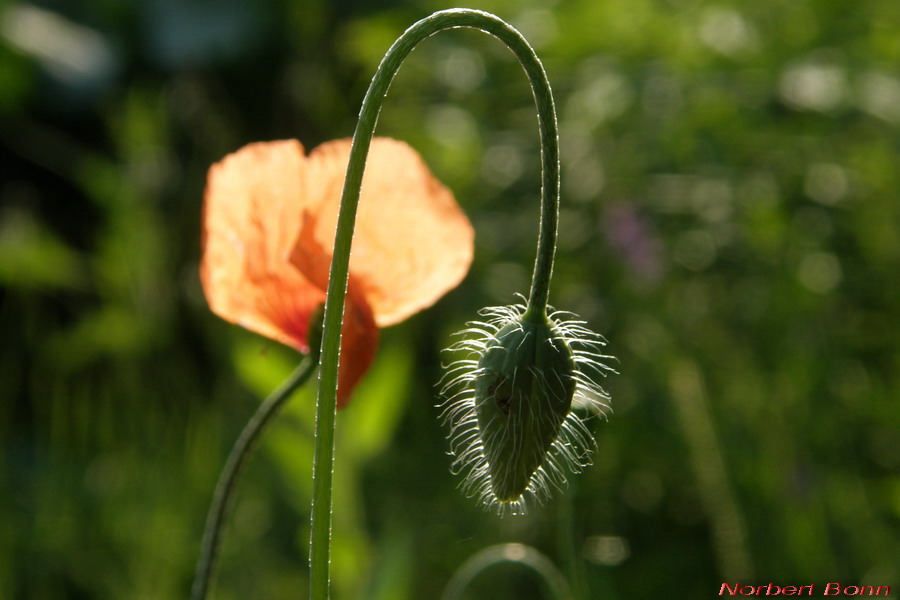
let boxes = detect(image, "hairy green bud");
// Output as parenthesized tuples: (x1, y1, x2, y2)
(440, 300, 614, 514)
(475, 316, 576, 501)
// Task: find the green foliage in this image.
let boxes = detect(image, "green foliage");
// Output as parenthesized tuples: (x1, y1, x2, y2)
(2, 0, 898, 598)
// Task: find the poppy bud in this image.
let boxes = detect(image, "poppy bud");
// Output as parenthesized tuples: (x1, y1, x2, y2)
(474, 314, 576, 501)
(440, 301, 614, 513)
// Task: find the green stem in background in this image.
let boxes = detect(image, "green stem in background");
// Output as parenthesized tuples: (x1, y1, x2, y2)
(669, 358, 754, 580)
(191, 356, 317, 600)
(439, 543, 573, 600)
(311, 8, 561, 598)
(558, 483, 590, 600)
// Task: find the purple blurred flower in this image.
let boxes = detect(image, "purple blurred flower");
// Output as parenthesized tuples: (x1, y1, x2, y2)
(603, 203, 663, 283)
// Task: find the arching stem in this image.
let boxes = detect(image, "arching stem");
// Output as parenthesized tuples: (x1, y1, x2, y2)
(311, 8, 561, 598)
(440, 543, 573, 600)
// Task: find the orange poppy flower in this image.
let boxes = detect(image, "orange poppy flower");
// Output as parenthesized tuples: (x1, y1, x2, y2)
(200, 138, 474, 407)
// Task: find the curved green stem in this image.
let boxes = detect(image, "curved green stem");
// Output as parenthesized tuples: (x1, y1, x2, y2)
(311, 8, 561, 599)
(439, 543, 573, 600)
(191, 356, 317, 600)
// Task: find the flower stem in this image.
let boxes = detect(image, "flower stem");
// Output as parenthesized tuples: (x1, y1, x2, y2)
(439, 543, 573, 600)
(191, 356, 316, 600)
(311, 8, 561, 599)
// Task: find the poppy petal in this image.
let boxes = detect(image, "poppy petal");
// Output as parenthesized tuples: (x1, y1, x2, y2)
(289, 212, 382, 406)
(200, 140, 324, 351)
(291, 138, 474, 327)
(335, 292, 379, 408)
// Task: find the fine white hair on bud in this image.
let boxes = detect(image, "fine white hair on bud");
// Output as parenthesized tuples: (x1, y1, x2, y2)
(439, 299, 614, 514)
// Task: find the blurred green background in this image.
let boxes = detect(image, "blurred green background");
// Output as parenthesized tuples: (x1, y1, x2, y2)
(2, 0, 898, 598)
